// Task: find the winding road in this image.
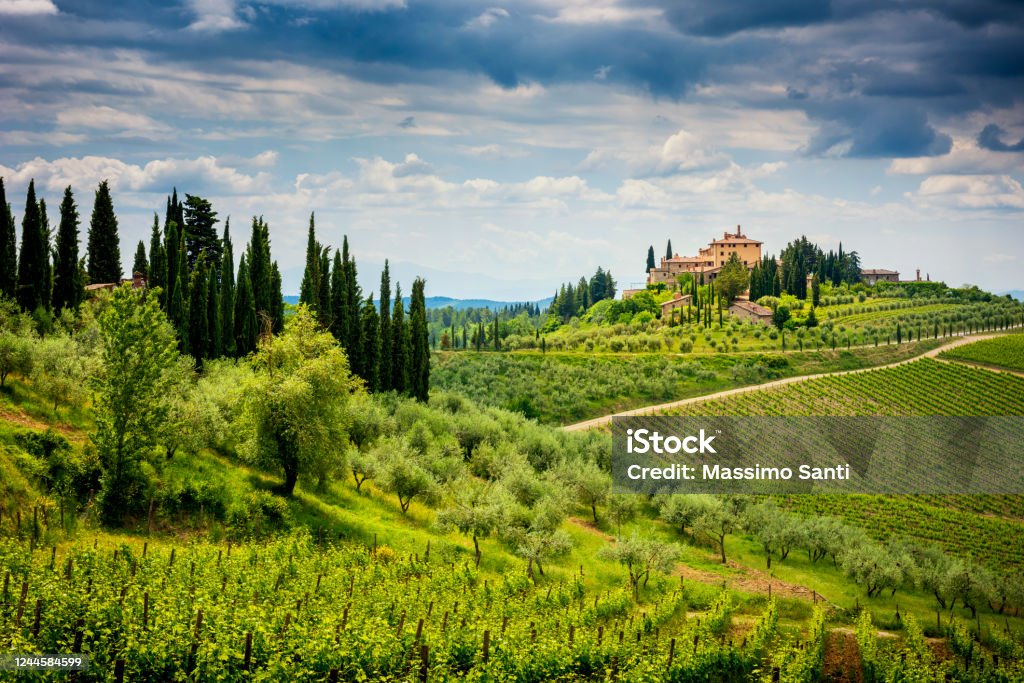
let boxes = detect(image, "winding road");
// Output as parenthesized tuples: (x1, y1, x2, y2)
(561, 330, 1017, 431)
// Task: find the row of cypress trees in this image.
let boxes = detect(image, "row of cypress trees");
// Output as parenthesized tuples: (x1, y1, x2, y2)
(298, 217, 429, 401)
(0, 177, 123, 317)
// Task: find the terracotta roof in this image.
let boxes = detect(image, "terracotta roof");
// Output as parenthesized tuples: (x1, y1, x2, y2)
(710, 235, 763, 245)
(862, 268, 899, 275)
(729, 300, 773, 316)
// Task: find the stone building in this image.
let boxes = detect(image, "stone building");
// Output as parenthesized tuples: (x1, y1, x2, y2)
(647, 226, 762, 286)
(728, 300, 774, 325)
(861, 268, 900, 285)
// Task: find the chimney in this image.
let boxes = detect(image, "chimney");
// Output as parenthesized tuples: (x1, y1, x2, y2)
(916, 268, 921, 282)
(737, 224, 742, 236)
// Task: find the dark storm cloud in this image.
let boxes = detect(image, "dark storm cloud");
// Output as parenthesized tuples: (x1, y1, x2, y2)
(0, 0, 1021, 160)
(978, 124, 1024, 152)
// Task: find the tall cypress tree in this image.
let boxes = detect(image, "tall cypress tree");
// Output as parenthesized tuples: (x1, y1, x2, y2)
(270, 262, 284, 334)
(646, 245, 656, 272)
(665, 239, 673, 261)
(170, 271, 188, 354)
(390, 283, 409, 393)
(86, 180, 121, 284)
(330, 249, 347, 343)
(16, 180, 47, 312)
(409, 277, 429, 402)
(132, 240, 148, 277)
(52, 187, 83, 313)
(299, 213, 321, 312)
(219, 221, 236, 358)
(317, 247, 331, 322)
(182, 194, 220, 268)
(188, 257, 209, 361)
(148, 215, 166, 306)
(234, 254, 257, 356)
(248, 217, 271, 324)
(164, 221, 181, 315)
(378, 260, 392, 391)
(39, 198, 53, 310)
(0, 178, 16, 298)
(207, 264, 221, 358)
(359, 294, 380, 392)
(343, 238, 362, 354)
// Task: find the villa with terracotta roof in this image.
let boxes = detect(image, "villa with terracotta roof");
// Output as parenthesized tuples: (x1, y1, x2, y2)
(647, 226, 762, 287)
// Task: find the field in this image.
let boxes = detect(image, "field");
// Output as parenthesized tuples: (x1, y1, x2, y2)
(432, 340, 943, 424)
(940, 333, 1024, 372)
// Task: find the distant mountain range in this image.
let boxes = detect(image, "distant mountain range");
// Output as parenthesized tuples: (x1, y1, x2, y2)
(282, 295, 553, 311)
(999, 290, 1024, 301)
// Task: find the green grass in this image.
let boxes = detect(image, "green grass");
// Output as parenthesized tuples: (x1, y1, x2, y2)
(940, 333, 1024, 372)
(433, 339, 943, 424)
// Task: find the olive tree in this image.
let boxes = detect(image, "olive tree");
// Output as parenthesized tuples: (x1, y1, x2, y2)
(239, 306, 360, 496)
(598, 533, 678, 601)
(436, 479, 507, 567)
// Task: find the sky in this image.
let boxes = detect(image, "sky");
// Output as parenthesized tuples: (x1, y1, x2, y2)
(0, 0, 1022, 299)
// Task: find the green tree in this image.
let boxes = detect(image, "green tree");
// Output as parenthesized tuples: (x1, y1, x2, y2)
(0, 328, 34, 388)
(317, 247, 331, 325)
(378, 437, 439, 513)
(32, 332, 92, 414)
(86, 180, 121, 285)
(694, 498, 738, 564)
(715, 253, 750, 305)
(378, 261, 392, 390)
(182, 194, 220, 269)
(147, 215, 166, 307)
(566, 459, 609, 524)
(188, 258, 210, 361)
(16, 180, 48, 312)
(0, 178, 16, 298)
(207, 265, 221, 358)
(234, 255, 258, 356)
(239, 306, 359, 496)
(330, 249, 347, 343)
(164, 220, 181, 316)
(52, 186, 84, 314)
(132, 240, 148, 277)
(436, 479, 506, 567)
(270, 262, 284, 333)
(219, 221, 236, 357)
(665, 239, 673, 261)
(299, 213, 322, 314)
(91, 284, 178, 525)
(409, 277, 429, 401)
(247, 217, 272, 324)
(772, 304, 791, 331)
(646, 245, 655, 272)
(358, 294, 380, 391)
(598, 533, 678, 601)
(390, 283, 409, 393)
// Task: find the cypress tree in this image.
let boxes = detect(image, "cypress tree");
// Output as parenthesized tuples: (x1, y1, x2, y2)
(390, 283, 409, 393)
(16, 180, 47, 312)
(188, 257, 209, 361)
(234, 254, 257, 356)
(207, 264, 221, 358)
(170, 271, 188, 354)
(299, 213, 321, 311)
(330, 249, 347, 343)
(52, 186, 83, 313)
(378, 261, 393, 390)
(132, 240, 148, 277)
(0, 178, 16, 298)
(317, 247, 331, 323)
(147, 215, 166, 307)
(359, 294, 380, 392)
(219, 221, 236, 357)
(270, 261, 284, 334)
(248, 217, 271, 323)
(343, 238, 361, 353)
(182, 194, 220, 269)
(86, 180, 121, 284)
(164, 221, 181, 314)
(665, 239, 673, 261)
(409, 277, 429, 402)
(646, 245, 655, 272)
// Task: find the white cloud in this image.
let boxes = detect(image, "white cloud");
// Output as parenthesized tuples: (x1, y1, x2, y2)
(464, 7, 509, 30)
(457, 144, 527, 160)
(888, 138, 1024, 176)
(0, 155, 272, 195)
(915, 174, 1024, 210)
(0, 0, 57, 15)
(187, 0, 247, 33)
(56, 106, 170, 138)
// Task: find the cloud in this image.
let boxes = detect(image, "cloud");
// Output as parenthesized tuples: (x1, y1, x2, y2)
(187, 0, 247, 32)
(978, 124, 1024, 152)
(0, 155, 272, 195)
(0, 0, 56, 15)
(914, 174, 1024, 210)
(647, 129, 730, 175)
(457, 144, 527, 159)
(463, 7, 509, 30)
(55, 106, 171, 138)
(391, 153, 434, 177)
(888, 137, 1024, 175)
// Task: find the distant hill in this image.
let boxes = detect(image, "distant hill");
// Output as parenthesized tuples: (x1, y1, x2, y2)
(999, 290, 1024, 301)
(283, 295, 553, 311)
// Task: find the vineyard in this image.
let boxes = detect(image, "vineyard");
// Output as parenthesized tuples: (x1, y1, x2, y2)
(0, 532, 828, 682)
(940, 334, 1024, 373)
